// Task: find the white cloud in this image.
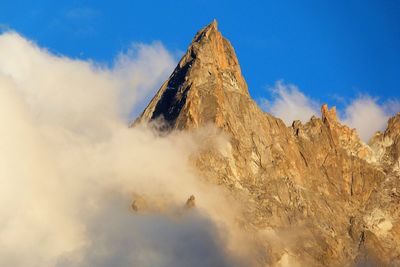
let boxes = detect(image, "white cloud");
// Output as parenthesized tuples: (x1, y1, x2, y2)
(342, 96, 400, 141)
(0, 32, 252, 267)
(260, 81, 320, 124)
(260, 81, 399, 142)
(112, 41, 176, 117)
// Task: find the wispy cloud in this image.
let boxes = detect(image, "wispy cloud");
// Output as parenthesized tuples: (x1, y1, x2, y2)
(342, 96, 400, 141)
(260, 81, 399, 141)
(112, 41, 176, 117)
(260, 81, 320, 124)
(47, 7, 102, 37)
(65, 7, 101, 20)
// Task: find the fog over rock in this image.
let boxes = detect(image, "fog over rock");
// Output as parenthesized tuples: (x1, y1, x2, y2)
(0, 30, 250, 267)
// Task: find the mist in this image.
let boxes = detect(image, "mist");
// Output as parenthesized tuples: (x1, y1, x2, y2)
(0, 32, 252, 267)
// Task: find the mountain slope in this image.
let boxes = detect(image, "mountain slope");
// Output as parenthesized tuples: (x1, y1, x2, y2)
(135, 21, 400, 266)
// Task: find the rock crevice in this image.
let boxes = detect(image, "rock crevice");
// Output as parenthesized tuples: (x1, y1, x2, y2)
(135, 21, 400, 266)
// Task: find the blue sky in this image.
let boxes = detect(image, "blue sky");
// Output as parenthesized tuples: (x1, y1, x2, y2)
(1, 0, 399, 111)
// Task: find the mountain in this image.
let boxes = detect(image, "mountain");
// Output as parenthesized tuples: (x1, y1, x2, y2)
(135, 20, 400, 266)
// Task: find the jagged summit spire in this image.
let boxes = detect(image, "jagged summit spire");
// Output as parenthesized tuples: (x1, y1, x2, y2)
(135, 21, 250, 128)
(321, 103, 337, 123)
(211, 18, 218, 27)
(201, 19, 218, 32)
(193, 19, 218, 41)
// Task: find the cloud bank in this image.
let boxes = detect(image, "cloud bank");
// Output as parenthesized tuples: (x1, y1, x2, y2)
(261, 81, 399, 141)
(0, 32, 251, 267)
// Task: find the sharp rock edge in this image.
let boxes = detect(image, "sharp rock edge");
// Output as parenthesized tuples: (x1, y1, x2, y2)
(135, 20, 400, 267)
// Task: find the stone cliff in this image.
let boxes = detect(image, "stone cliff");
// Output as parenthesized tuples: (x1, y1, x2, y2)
(135, 21, 400, 266)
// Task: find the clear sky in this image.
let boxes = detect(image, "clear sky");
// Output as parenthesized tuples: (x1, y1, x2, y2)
(1, 0, 399, 110)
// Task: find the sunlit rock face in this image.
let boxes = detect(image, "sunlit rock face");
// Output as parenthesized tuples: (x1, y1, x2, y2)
(136, 21, 400, 266)
(370, 113, 400, 174)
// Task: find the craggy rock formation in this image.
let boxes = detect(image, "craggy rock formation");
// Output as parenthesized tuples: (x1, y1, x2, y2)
(135, 20, 400, 266)
(185, 195, 196, 209)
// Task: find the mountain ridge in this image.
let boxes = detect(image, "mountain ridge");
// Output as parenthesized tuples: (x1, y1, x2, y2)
(135, 20, 400, 267)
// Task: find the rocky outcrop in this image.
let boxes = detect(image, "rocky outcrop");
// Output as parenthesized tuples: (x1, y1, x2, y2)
(135, 21, 400, 266)
(320, 104, 374, 162)
(370, 113, 400, 174)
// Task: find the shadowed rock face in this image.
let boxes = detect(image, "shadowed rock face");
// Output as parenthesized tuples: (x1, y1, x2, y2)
(135, 21, 400, 267)
(135, 19, 250, 129)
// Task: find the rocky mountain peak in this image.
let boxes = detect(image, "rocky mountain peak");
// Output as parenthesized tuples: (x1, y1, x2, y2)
(135, 22, 400, 266)
(192, 19, 218, 42)
(135, 20, 250, 128)
(188, 19, 244, 80)
(321, 103, 337, 123)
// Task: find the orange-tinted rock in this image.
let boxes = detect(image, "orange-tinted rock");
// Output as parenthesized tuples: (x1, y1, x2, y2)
(135, 21, 400, 266)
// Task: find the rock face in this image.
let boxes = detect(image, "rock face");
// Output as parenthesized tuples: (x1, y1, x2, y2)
(135, 21, 400, 266)
(370, 113, 400, 174)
